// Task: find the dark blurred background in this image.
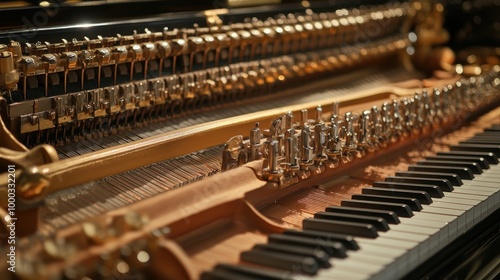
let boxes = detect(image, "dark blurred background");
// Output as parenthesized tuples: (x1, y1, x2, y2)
(0, 0, 498, 51)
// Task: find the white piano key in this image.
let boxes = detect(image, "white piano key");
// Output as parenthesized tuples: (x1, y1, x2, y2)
(447, 187, 493, 197)
(440, 193, 483, 224)
(401, 211, 457, 240)
(356, 236, 419, 272)
(307, 266, 372, 280)
(480, 172, 500, 179)
(388, 224, 442, 256)
(377, 230, 429, 264)
(475, 169, 500, 180)
(481, 165, 500, 175)
(446, 192, 493, 218)
(451, 188, 495, 211)
(421, 207, 467, 236)
(297, 270, 368, 280)
(357, 229, 431, 279)
(457, 182, 499, 214)
(328, 254, 388, 276)
(341, 254, 393, 268)
(429, 201, 474, 231)
(351, 243, 407, 261)
(356, 236, 418, 252)
(356, 237, 418, 278)
(335, 249, 413, 280)
(469, 182, 500, 190)
(308, 240, 415, 279)
(355, 243, 409, 273)
(399, 216, 448, 247)
(463, 182, 499, 190)
(445, 188, 494, 215)
(445, 186, 496, 216)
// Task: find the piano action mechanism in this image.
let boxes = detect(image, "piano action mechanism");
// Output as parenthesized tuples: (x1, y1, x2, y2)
(0, 0, 499, 279)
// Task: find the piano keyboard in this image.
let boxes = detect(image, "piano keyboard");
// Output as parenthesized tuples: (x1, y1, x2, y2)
(200, 124, 500, 279)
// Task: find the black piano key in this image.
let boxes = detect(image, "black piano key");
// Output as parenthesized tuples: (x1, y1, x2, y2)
(385, 176, 454, 192)
(314, 211, 390, 231)
(212, 263, 291, 280)
(449, 144, 500, 157)
(484, 126, 500, 132)
(372, 181, 444, 198)
(425, 155, 490, 169)
(200, 269, 257, 280)
(407, 165, 474, 180)
(350, 194, 423, 211)
(283, 229, 360, 250)
(482, 132, 500, 137)
(253, 243, 331, 268)
(474, 129, 500, 134)
(361, 187, 433, 205)
(480, 128, 500, 132)
(415, 160, 482, 174)
(241, 250, 319, 275)
(461, 138, 500, 145)
(394, 171, 463, 186)
(466, 134, 500, 140)
(303, 218, 379, 238)
(341, 200, 413, 217)
(436, 151, 498, 164)
(475, 130, 500, 134)
(465, 139, 500, 145)
(486, 124, 500, 128)
(202, 263, 290, 280)
(325, 206, 400, 224)
(268, 234, 347, 258)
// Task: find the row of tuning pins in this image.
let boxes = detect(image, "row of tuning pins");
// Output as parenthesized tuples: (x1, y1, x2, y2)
(222, 69, 500, 183)
(258, 91, 448, 186)
(257, 102, 362, 185)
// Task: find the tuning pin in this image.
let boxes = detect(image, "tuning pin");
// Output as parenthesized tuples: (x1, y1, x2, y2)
(387, 100, 399, 141)
(262, 140, 283, 183)
(249, 122, 262, 161)
(315, 105, 324, 124)
(431, 88, 442, 120)
(341, 127, 357, 163)
(415, 92, 426, 125)
(330, 114, 339, 128)
(281, 131, 301, 182)
(284, 134, 299, 168)
(326, 118, 341, 165)
(442, 86, 454, 116)
(370, 105, 379, 126)
(379, 102, 391, 140)
(332, 101, 339, 119)
(313, 123, 328, 169)
(420, 90, 432, 127)
(327, 117, 340, 148)
(344, 111, 352, 132)
(299, 125, 313, 169)
(284, 111, 294, 131)
(357, 110, 371, 153)
(314, 123, 326, 156)
(344, 130, 355, 150)
(399, 98, 411, 136)
(369, 106, 382, 147)
(269, 117, 282, 139)
(300, 109, 308, 128)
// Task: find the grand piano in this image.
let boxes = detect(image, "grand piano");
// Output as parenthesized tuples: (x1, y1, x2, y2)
(0, 0, 498, 279)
